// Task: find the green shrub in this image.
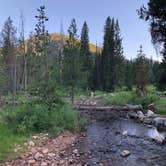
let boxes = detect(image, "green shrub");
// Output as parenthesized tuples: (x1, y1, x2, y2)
(1, 104, 85, 134)
(108, 91, 134, 105)
(94, 86, 160, 108)
(132, 94, 159, 108)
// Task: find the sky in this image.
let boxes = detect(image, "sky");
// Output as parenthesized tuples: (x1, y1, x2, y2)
(0, 0, 162, 61)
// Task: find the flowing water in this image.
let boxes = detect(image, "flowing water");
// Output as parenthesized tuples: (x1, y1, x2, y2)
(67, 111, 166, 166)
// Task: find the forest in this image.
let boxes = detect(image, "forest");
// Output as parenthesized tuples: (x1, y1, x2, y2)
(0, 0, 166, 165)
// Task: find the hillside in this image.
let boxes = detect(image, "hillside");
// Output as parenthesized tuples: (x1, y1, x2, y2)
(50, 33, 102, 53)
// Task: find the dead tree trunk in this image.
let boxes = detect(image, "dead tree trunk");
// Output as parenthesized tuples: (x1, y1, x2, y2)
(74, 104, 143, 111)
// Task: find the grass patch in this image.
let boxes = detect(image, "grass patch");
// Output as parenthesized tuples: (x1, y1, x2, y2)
(0, 124, 26, 162)
(155, 98, 166, 115)
(94, 86, 163, 110)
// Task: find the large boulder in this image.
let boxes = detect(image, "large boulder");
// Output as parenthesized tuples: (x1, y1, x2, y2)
(146, 110, 156, 118)
(153, 117, 166, 130)
(137, 111, 145, 121)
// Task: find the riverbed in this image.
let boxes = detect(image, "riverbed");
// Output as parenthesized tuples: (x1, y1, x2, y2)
(66, 110, 166, 166)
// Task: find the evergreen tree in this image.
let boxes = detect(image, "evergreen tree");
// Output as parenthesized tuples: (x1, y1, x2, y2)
(136, 46, 147, 96)
(80, 21, 92, 89)
(1, 17, 17, 104)
(62, 19, 81, 104)
(125, 59, 134, 90)
(34, 5, 50, 79)
(114, 19, 125, 88)
(101, 17, 115, 91)
(93, 42, 102, 90)
(138, 0, 166, 90)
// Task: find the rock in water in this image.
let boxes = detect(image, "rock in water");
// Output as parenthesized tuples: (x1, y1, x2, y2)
(137, 111, 145, 121)
(147, 110, 155, 118)
(120, 150, 130, 157)
(122, 130, 128, 136)
(153, 117, 166, 130)
(154, 135, 165, 144)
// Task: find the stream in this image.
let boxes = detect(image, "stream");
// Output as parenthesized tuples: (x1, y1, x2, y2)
(66, 110, 166, 166)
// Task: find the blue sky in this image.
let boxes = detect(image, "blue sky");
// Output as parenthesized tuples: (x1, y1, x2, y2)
(0, 0, 162, 60)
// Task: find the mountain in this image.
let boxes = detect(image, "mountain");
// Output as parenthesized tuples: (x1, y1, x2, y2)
(50, 33, 102, 53)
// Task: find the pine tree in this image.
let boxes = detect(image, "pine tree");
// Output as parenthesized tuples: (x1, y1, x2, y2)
(1, 17, 17, 104)
(93, 42, 102, 90)
(101, 17, 115, 91)
(125, 59, 134, 90)
(62, 19, 81, 104)
(136, 46, 147, 96)
(138, 0, 166, 90)
(114, 19, 125, 88)
(80, 21, 92, 89)
(34, 5, 50, 79)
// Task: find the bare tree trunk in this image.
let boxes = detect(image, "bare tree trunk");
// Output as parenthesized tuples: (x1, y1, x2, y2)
(20, 11, 27, 91)
(12, 54, 17, 105)
(70, 86, 74, 105)
(24, 54, 28, 91)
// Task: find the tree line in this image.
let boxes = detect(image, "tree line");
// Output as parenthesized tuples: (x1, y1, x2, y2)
(0, 5, 165, 105)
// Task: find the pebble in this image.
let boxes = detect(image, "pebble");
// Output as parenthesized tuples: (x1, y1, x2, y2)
(34, 152, 44, 160)
(48, 153, 56, 157)
(120, 150, 131, 157)
(41, 161, 48, 166)
(73, 149, 78, 155)
(29, 141, 35, 147)
(122, 130, 128, 136)
(42, 148, 49, 154)
(28, 159, 36, 164)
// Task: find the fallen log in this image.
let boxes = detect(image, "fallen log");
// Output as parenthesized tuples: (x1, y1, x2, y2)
(74, 104, 143, 111)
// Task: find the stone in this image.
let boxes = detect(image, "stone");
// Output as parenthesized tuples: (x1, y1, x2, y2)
(143, 118, 153, 124)
(29, 141, 35, 147)
(137, 111, 145, 120)
(153, 135, 165, 144)
(14, 148, 18, 152)
(68, 158, 74, 164)
(48, 153, 55, 157)
(41, 162, 48, 166)
(127, 112, 138, 119)
(31, 147, 38, 153)
(32, 135, 39, 139)
(122, 130, 128, 136)
(147, 110, 155, 118)
(73, 149, 78, 155)
(28, 159, 36, 164)
(24, 143, 28, 146)
(120, 150, 131, 157)
(42, 148, 49, 154)
(153, 117, 166, 130)
(34, 152, 44, 160)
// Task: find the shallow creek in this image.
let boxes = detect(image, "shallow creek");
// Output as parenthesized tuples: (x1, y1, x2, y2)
(67, 110, 166, 166)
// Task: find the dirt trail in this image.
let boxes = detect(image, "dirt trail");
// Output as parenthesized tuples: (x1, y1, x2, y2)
(3, 131, 78, 166)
